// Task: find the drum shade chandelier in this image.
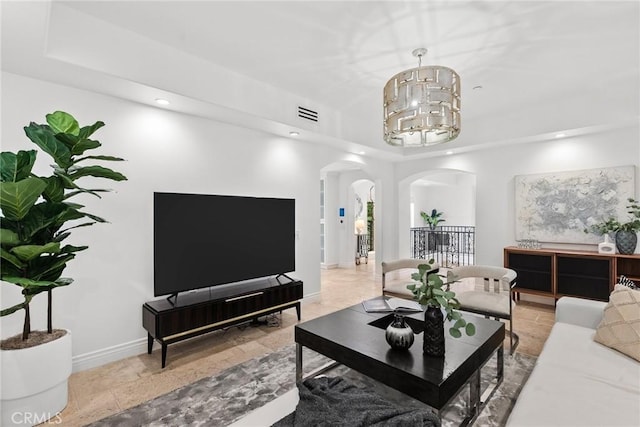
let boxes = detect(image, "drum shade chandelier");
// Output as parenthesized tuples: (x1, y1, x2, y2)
(383, 48, 461, 147)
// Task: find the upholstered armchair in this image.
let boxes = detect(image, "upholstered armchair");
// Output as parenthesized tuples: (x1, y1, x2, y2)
(449, 265, 519, 354)
(381, 259, 439, 299)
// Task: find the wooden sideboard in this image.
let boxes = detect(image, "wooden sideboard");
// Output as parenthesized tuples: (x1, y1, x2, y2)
(504, 247, 640, 301)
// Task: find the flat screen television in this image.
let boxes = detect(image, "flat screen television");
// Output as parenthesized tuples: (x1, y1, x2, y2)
(154, 192, 295, 297)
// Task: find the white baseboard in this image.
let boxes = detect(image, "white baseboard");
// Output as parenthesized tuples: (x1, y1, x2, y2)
(301, 292, 321, 304)
(72, 337, 147, 373)
(321, 263, 338, 269)
(72, 294, 321, 373)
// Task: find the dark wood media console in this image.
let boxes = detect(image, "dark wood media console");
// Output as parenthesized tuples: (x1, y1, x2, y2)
(143, 277, 303, 367)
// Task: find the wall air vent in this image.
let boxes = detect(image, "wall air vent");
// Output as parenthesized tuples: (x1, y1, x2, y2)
(297, 106, 318, 122)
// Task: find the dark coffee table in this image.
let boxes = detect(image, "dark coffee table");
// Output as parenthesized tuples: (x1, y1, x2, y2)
(295, 302, 505, 425)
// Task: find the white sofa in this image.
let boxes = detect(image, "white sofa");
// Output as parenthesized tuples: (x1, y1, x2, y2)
(507, 297, 640, 426)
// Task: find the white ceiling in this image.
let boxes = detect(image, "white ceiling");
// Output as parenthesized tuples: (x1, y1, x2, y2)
(2, 1, 639, 160)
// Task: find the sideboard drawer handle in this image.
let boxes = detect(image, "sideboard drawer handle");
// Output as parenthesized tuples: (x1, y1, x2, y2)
(225, 291, 264, 302)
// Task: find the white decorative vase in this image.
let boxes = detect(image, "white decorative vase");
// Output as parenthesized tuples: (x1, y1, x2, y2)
(598, 234, 616, 254)
(0, 330, 72, 427)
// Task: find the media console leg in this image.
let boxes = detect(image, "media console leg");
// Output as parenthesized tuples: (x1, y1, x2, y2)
(295, 302, 301, 321)
(147, 333, 154, 354)
(161, 343, 168, 368)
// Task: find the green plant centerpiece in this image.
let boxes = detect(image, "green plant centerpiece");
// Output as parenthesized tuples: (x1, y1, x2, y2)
(407, 261, 475, 356)
(420, 209, 445, 229)
(1, 111, 127, 346)
(584, 198, 640, 255)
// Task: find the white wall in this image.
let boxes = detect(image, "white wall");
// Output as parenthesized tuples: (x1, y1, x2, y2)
(0, 72, 368, 369)
(411, 173, 475, 227)
(397, 127, 640, 266)
(321, 172, 340, 268)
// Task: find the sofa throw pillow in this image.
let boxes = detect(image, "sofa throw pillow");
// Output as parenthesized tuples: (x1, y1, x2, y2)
(594, 284, 640, 362)
(618, 275, 639, 290)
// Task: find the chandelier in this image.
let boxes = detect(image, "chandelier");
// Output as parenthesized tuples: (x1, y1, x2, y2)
(383, 48, 461, 147)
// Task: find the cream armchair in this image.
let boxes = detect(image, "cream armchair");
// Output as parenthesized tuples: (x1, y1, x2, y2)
(449, 265, 519, 354)
(381, 259, 439, 299)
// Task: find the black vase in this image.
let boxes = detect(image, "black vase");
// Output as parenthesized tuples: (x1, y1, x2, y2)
(385, 314, 415, 350)
(423, 305, 445, 357)
(616, 230, 638, 255)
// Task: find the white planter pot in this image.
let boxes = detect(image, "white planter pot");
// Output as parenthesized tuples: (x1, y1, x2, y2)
(0, 330, 72, 427)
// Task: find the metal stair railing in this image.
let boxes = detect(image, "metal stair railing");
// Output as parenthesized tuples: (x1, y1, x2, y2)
(410, 226, 475, 267)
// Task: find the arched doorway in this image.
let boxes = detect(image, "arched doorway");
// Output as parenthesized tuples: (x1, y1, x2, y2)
(399, 169, 476, 266)
(320, 161, 380, 270)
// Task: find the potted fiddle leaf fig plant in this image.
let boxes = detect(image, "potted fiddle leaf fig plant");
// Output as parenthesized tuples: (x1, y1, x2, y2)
(0, 111, 126, 426)
(420, 209, 445, 229)
(407, 260, 475, 356)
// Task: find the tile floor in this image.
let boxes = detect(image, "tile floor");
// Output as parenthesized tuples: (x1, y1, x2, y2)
(58, 263, 556, 426)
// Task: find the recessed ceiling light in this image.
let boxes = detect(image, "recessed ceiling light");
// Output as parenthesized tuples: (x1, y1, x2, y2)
(555, 133, 566, 138)
(155, 98, 170, 105)
(358, 151, 365, 155)
(289, 131, 300, 137)
(446, 151, 454, 155)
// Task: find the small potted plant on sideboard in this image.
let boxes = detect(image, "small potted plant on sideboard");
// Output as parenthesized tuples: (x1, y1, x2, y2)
(584, 198, 640, 255)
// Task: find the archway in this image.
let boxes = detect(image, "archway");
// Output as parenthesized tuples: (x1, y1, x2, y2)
(399, 169, 476, 266)
(320, 160, 380, 270)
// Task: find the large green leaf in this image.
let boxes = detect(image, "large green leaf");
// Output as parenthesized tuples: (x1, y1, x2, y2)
(63, 188, 109, 200)
(53, 231, 71, 242)
(42, 176, 65, 202)
(56, 222, 94, 238)
(78, 210, 107, 223)
(57, 206, 88, 223)
(60, 244, 88, 254)
(71, 139, 101, 155)
(18, 202, 69, 240)
(74, 155, 125, 163)
(53, 169, 81, 190)
(2, 276, 71, 295)
(46, 111, 79, 136)
(68, 165, 127, 182)
(28, 277, 73, 294)
(29, 253, 75, 281)
(0, 177, 47, 220)
(11, 242, 61, 262)
(1, 247, 25, 268)
(0, 228, 20, 245)
(0, 150, 37, 182)
(78, 121, 105, 139)
(54, 133, 80, 151)
(24, 123, 72, 168)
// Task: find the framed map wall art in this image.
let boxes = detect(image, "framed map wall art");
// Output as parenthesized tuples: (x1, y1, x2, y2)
(515, 166, 635, 244)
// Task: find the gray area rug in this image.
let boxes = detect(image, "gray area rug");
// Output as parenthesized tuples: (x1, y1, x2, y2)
(90, 345, 535, 427)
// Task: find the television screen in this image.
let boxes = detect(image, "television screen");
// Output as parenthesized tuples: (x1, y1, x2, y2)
(154, 192, 295, 296)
